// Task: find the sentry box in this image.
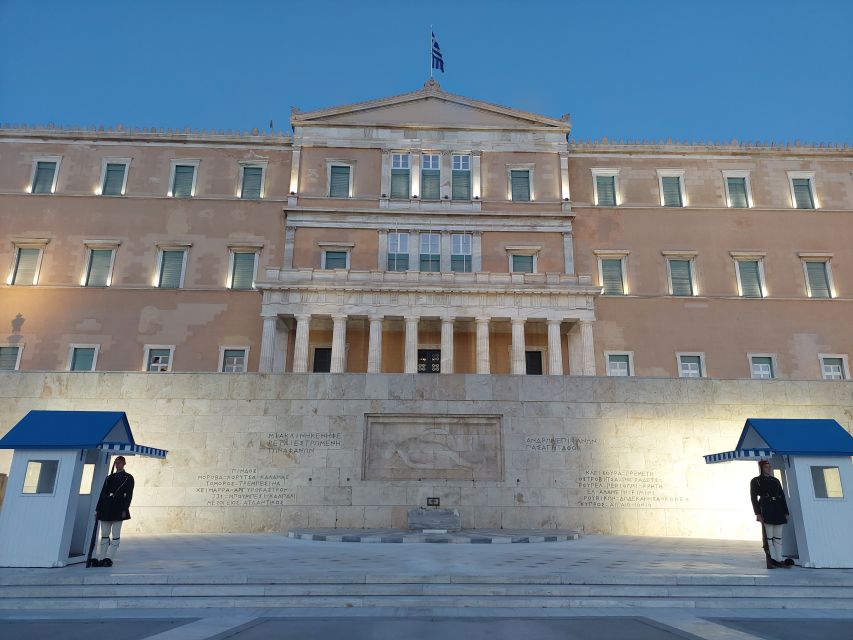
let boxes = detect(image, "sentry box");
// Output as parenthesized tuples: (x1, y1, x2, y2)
(0, 411, 166, 568)
(705, 418, 853, 568)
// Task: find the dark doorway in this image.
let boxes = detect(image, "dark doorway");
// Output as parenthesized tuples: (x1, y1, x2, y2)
(312, 347, 332, 373)
(418, 349, 441, 373)
(525, 351, 543, 375)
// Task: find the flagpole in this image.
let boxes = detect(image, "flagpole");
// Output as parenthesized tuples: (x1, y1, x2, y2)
(429, 25, 433, 79)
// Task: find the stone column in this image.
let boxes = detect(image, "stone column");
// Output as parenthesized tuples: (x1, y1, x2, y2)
(439, 151, 452, 201)
(475, 317, 490, 374)
(292, 314, 311, 373)
(330, 314, 347, 373)
(259, 316, 277, 373)
(377, 229, 388, 271)
(511, 318, 526, 375)
(472, 231, 483, 272)
(562, 230, 575, 275)
(380, 149, 391, 201)
(580, 319, 596, 376)
(283, 225, 296, 269)
(440, 317, 454, 374)
(568, 323, 582, 376)
(367, 315, 383, 373)
(440, 231, 451, 272)
(404, 316, 419, 374)
(408, 233, 420, 272)
(547, 319, 563, 376)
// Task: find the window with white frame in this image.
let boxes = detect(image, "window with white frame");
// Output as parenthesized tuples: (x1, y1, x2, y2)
(800, 255, 833, 298)
(665, 255, 696, 296)
(68, 345, 98, 372)
(29, 157, 61, 194)
(788, 171, 817, 209)
(169, 160, 199, 197)
(820, 355, 848, 380)
(156, 248, 187, 289)
(0, 345, 22, 371)
(421, 154, 440, 200)
(723, 170, 751, 208)
(591, 169, 619, 206)
(606, 352, 633, 377)
(749, 354, 776, 379)
(595, 252, 628, 295)
(328, 164, 352, 198)
(657, 170, 686, 207)
(733, 254, 766, 298)
(420, 233, 441, 272)
(9, 245, 44, 286)
(228, 250, 258, 289)
(451, 233, 472, 272)
(678, 353, 705, 378)
(144, 346, 174, 372)
(387, 232, 409, 271)
(319, 242, 352, 270)
(507, 246, 539, 274)
(83, 246, 116, 287)
(220, 347, 248, 373)
(99, 159, 130, 196)
(452, 154, 471, 200)
(509, 168, 532, 201)
(239, 164, 265, 199)
(390, 153, 410, 199)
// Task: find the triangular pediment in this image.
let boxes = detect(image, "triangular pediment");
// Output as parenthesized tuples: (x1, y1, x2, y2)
(292, 80, 571, 132)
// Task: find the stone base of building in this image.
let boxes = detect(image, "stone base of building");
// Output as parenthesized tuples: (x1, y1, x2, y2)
(0, 373, 849, 540)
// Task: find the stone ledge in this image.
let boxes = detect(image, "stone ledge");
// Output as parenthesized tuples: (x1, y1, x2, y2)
(287, 528, 581, 544)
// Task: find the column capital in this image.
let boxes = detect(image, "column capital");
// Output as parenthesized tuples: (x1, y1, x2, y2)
(471, 149, 482, 157)
(579, 318, 595, 326)
(331, 313, 348, 322)
(294, 313, 311, 322)
(562, 231, 573, 238)
(378, 228, 389, 235)
(546, 318, 563, 326)
(368, 314, 384, 323)
(440, 316, 455, 324)
(475, 316, 490, 325)
(404, 315, 420, 324)
(511, 317, 526, 326)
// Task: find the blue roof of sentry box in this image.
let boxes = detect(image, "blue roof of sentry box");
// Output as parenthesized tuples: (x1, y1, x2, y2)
(0, 411, 134, 449)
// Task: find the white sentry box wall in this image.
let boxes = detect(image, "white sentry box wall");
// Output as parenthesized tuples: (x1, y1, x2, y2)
(0, 448, 109, 567)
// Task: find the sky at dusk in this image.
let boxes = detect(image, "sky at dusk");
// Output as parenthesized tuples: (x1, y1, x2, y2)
(1, 0, 851, 142)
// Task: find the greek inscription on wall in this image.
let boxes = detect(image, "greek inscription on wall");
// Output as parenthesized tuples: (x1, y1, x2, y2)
(262, 432, 343, 455)
(523, 435, 599, 452)
(575, 470, 688, 509)
(192, 467, 295, 507)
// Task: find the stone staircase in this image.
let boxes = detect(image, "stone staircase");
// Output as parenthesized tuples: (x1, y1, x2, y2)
(2, 572, 852, 610)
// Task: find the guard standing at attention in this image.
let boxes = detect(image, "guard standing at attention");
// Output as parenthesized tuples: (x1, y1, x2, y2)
(750, 459, 790, 569)
(93, 455, 134, 567)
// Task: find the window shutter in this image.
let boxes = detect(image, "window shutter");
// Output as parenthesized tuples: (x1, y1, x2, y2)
(510, 170, 530, 201)
(792, 178, 814, 208)
(600, 259, 624, 295)
(329, 166, 350, 198)
(324, 251, 348, 269)
(737, 260, 763, 297)
(159, 250, 185, 288)
(421, 169, 440, 200)
(71, 348, 95, 371)
(231, 252, 256, 289)
(102, 164, 126, 195)
(661, 176, 682, 206)
(390, 169, 409, 199)
(0, 347, 19, 370)
(596, 175, 616, 206)
(451, 170, 471, 200)
(669, 259, 693, 296)
(512, 254, 534, 273)
(13, 248, 40, 285)
(451, 255, 472, 272)
(86, 249, 113, 287)
(727, 177, 748, 208)
(172, 165, 195, 197)
(387, 254, 409, 271)
(241, 167, 263, 199)
(32, 162, 56, 193)
(806, 262, 830, 298)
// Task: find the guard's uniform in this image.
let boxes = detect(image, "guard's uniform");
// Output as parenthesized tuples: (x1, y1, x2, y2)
(95, 470, 134, 563)
(750, 473, 789, 564)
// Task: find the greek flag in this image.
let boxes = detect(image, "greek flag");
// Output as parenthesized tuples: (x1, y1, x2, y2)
(431, 32, 444, 73)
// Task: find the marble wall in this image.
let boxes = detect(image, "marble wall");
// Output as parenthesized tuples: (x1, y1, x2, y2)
(0, 372, 850, 540)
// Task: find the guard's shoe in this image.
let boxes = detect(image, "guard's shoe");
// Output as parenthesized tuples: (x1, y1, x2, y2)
(766, 559, 777, 569)
(87, 559, 101, 568)
(101, 558, 113, 567)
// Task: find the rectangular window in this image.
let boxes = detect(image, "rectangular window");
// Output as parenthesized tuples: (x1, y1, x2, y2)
(146, 348, 172, 372)
(607, 353, 632, 377)
(101, 163, 127, 196)
(221, 348, 247, 373)
(22, 460, 59, 494)
(595, 175, 617, 206)
(31, 161, 57, 194)
(750, 356, 775, 379)
(679, 354, 704, 378)
(230, 252, 257, 289)
(11, 247, 41, 285)
(737, 260, 764, 298)
(792, 178, 815, 209)
(805, 261, 831, 298)
(171, 164, 196, 197)
(240, 166, 263, 199)
(323, 250, 348, 269)
(726, 177, 749, 208)
(421, 154, 440, 200)
(510, 170, 531, 201)
(0, 346, 21, 371)
(668, 259, 694, 296)
(811, 466, 844, 499)
(313, 347, 332, 373)
(661, 175, 683, 207)
(157, 250, 186, 288)
(451, 233, 472, 272)
(387, 232, 409, 271)
(600, 258, 625, 295)
(821, 357, 846, 380)
(419, 233, 440, 272)
(329, 165, 351, 198)
(70, 347, 96, 372)
(390, 154, 410, 199)
(511, 254, 534, 273)
(452, 154, 471, 200)
(417, 349, 441, 374)
(525, 351, 543, 375)
(84, 249, 114, 287)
